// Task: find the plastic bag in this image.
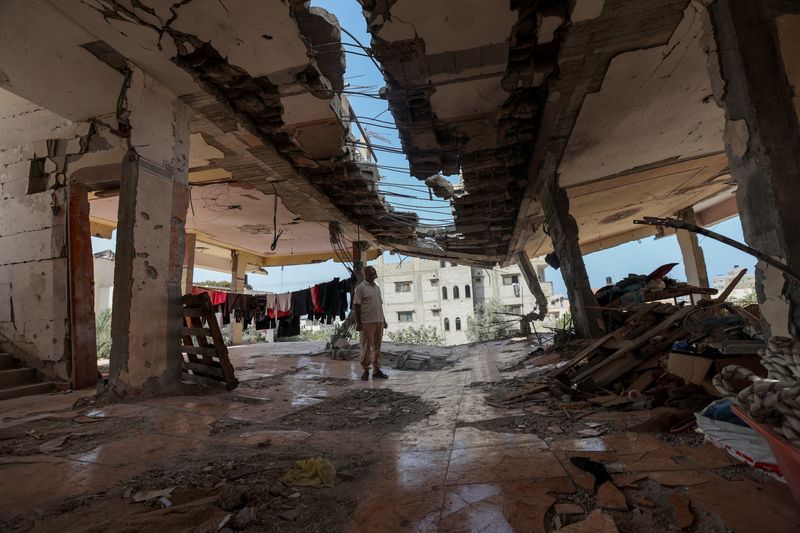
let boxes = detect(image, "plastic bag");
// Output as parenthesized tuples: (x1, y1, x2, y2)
(696, 399, 783, 479)
(281, 457, 336, 488)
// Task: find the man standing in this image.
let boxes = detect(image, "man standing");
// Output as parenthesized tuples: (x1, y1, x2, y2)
(353, 265, 389, 381)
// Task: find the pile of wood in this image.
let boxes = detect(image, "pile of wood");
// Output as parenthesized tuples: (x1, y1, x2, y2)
(550, 302, 693, 394)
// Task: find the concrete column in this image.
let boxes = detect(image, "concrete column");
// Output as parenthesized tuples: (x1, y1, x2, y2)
(543, 180, 604, 338)
(109, 69, 190, 395)
(182, 232, 196, 295)
(230, 250, 246, 345)
(514, 251, 548, 321)
(706, 0, 800, 337)
(67, 182, 97, 389)
(675, 209, 710, 300)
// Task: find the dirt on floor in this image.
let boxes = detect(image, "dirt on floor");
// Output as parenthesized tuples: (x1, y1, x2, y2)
(4, 443, 368, 533)
(1, 389, 436, 532)
(268, 388, 436, 433)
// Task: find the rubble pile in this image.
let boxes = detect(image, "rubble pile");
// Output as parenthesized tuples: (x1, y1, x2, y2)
(548, 300, 766, 409)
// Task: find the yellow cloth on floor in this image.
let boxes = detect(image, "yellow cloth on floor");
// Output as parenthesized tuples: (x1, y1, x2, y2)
(282, 457, 336, 488)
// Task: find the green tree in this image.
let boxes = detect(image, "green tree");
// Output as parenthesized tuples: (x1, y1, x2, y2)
(95, 309, 113, 359)
(388, 325, 444, 346)
(196, 279, 253, 291)
(732, 291, 758, 306)
(467, 299, 513, 342)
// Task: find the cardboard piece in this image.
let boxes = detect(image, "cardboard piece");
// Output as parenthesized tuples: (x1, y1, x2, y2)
(667, 353, 713, 386)
(667, 353, 767, 392)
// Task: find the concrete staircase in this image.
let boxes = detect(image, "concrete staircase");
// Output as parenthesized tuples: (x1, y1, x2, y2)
(0, 352, 55, 401)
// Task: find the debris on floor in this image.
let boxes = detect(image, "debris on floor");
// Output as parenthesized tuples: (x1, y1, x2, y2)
(1, 338, 798, 532)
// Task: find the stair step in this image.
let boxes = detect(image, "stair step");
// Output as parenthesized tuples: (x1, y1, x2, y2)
(0, 382, 55, 401)
(0, 353, 12, 370)
(0, 367, 36, 388)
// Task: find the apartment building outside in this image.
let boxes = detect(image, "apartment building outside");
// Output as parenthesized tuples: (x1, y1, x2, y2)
(375, 255, 554, 345)
(712, 266, 756, 301)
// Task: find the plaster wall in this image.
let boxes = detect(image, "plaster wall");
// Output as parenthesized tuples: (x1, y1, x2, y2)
(0, 99, 86, 381)
(559, 4, 725, 187)
(93, 256, 115, 313)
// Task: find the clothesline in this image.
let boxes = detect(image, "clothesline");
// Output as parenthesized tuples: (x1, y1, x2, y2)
(190, 275, 355, 335)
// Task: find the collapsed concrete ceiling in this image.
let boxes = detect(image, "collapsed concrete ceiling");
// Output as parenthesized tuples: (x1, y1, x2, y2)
(0, 0, 420, 269)
(360, 0, 567, 264)
(361, 0, 736, 265)
(0, 0, 741, 271)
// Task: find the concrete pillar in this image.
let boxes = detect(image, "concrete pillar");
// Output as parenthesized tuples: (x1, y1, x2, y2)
(706, 0, 800, 337)
(230, 250, 247, 345)
(543, 180, 604, 338)
(182, 232, 196, 295)
(514, 251, 548, 321)
(108, 69, 190, 395)
(675, 209, 710, 300)
(67, 182, 97, 389)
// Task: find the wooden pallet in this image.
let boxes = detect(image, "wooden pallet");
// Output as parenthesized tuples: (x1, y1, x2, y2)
(181, 293, 238, 390)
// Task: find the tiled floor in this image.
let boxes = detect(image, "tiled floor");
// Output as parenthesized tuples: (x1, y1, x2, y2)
(1, 339, 799, 532)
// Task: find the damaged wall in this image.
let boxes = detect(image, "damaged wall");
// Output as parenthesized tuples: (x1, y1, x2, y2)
(108, 67, 190, 395)
(0, 91, 88, 381)
(704, 0, 800, 337)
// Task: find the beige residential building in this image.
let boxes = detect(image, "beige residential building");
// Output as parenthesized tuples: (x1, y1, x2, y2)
(375, 256, 553, 345)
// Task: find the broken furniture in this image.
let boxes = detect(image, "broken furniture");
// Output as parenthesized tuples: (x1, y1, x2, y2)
(181, 293, 238, 390)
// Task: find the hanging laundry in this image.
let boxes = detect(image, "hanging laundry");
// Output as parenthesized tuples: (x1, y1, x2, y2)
(310, 284, 324, 314)
(276, 292, 292, 313)
(291, 288, 312, 318)
(210, 290, 227, 306)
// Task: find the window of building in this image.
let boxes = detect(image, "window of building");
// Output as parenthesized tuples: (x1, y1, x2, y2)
(502, 274, 519, 285)
(440, 260, 446, 267)
(465, 285, 471, 298)
(395, 281, 412, 293)
(450, 262, 458, 267)
(444, 318, 450, 331)
(432, 309, 441, 317)
(505, 305, 522, 315)
(429, 278, 438, 286)
(442, 286, 448, 299)
(397, 311, 414, 322)
(453, 286, 460, 299)
(455, 317, 461, 330)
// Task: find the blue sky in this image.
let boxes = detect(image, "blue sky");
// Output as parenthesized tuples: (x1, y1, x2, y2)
(92, 1, 756, 296)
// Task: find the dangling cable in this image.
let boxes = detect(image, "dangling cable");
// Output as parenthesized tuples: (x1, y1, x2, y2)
(270, 185, 283, 251)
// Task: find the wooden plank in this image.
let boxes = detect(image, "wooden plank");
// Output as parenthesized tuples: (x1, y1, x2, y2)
(714, 268, 747, 303)
(181, 345, 218, 357)
(182, 327, 211, 337)
(183, 308, 205, 317)
(550, 304, 657, 377)
(181, 316, 200, 364)
(184, 361, 224, 378)
(571, 305, 695, 385)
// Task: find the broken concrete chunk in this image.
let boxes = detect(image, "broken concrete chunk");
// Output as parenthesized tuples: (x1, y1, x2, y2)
(596, 482, 628, 511)
(38, 434, 69, 453)
(424, 174, 455, 199)
(557, 510, 619, 532)
(554, 503, 584, 515)
(231, 507, 258, 530)
(633, 496, 655, 508)
(668, 493, 694, 529)
(217, 484, 249, 511)
(131, 487, 174, 503)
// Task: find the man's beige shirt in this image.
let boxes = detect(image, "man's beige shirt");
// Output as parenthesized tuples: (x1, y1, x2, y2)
(353, 281, 385, 323)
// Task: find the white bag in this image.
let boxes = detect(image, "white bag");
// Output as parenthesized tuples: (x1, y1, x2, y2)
(695, 399, 784, 480)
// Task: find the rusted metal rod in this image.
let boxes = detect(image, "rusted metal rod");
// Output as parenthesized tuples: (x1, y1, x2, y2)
(633, 216, 800, 284)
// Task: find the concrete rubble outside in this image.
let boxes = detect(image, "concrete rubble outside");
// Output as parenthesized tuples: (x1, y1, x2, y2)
(1, 339, 799, 532)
